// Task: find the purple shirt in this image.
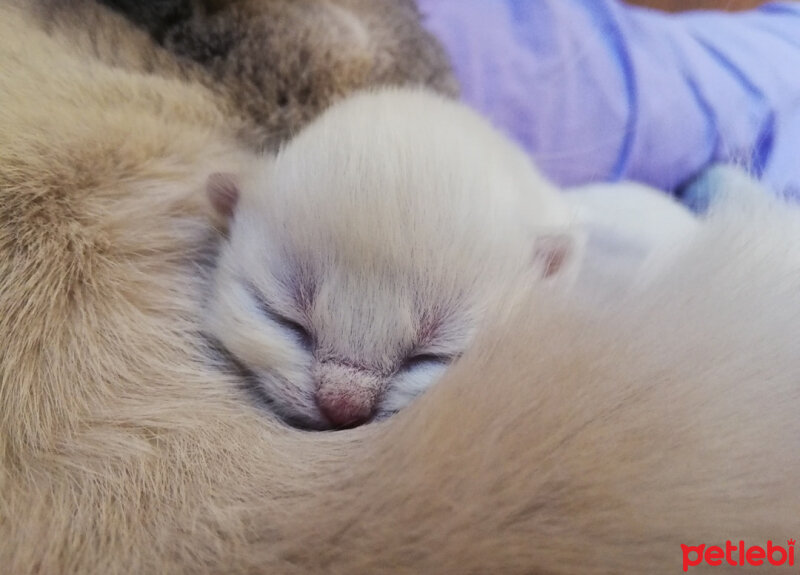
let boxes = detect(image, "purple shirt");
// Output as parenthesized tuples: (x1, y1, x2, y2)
(417, 0, 800, 198)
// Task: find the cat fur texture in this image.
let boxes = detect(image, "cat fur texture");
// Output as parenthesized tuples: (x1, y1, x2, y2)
(1, 4, 799, 573)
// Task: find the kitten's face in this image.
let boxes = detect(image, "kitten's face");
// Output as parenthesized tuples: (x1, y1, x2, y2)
(209, 238, 473, 429)
(206, 90, 577, 430)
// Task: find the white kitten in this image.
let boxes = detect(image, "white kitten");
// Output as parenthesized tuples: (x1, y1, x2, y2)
(565, 181, 700, 304)
(204, 88, 579, 430)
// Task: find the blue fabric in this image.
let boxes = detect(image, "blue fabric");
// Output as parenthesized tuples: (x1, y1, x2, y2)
(417, 0, 800, 198)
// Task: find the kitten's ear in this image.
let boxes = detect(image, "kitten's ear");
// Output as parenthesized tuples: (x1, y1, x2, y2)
(207, 172, 240, 220)
(532, 232, 579, 278)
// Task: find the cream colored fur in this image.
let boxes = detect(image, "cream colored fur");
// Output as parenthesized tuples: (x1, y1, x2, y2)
(2, 3, 799, 574)
(207, 89, 577, 429)
(566, 181, 701, 304)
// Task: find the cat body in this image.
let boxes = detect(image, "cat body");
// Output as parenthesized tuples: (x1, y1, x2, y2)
(18, 0, 455, 152)
(59, 0, 459, 149)
(2, 3, 799, 574)
(566, 181, 701, 303)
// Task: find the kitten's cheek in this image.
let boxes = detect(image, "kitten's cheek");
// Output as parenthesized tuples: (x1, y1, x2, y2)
(256, 370, 326, 429)
(380, 362, 449, 414)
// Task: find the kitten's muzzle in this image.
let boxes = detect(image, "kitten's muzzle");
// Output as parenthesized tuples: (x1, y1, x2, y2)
(314, 361, 383, 428)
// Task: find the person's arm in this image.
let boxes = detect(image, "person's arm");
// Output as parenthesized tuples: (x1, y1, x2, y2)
(626, 0, 768, 12)
(417, 0, 800, 194)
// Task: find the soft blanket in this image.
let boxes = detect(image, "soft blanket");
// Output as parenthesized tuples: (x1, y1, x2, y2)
(418, 0, 800, 200)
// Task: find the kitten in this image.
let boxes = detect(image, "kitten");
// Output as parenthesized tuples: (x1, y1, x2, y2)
(564, 181, 700, 304)
(205, 87, 580, 430)
(7, 4, 799, 571)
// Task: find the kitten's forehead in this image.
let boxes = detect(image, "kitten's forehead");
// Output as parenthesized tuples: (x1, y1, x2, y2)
(227, 89, 572, 362)
(242, 91, 561, 280)
(311, 273, 417, 364)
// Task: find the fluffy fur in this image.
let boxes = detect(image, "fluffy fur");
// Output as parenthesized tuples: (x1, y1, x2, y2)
(38, 0, 458, 150)
(2, 3, 799, 574)
(566, 181, 701, 304)
(206, 88, 577, 429)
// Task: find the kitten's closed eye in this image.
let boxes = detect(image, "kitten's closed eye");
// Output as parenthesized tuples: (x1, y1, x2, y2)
(247, 283, 313, 350)
(399, 352, 457, 373)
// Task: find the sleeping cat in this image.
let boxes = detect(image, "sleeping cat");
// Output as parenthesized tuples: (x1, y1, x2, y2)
(205, 87, 700, 430)
(6, 3, 798, 568)
(205, 87, 580, 430)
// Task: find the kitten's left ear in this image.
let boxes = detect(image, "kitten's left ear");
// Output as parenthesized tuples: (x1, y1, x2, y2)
(532, 232, 581, 279)
(207, 172, 240, 220)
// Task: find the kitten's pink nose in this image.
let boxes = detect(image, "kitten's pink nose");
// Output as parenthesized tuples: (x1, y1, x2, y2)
(315, 390, 373, 428)
(314, 361, 382, 428)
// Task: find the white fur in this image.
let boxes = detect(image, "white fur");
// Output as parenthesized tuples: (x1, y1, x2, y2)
(207, 89, 703, 429)
(206, 88, 580, 429)
(566, 181, 700, 303)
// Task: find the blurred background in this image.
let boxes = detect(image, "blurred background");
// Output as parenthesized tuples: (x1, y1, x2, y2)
(628, 0, 766, 9)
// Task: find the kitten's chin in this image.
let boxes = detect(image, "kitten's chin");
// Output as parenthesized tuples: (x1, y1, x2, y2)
(271, 410, 331, 432)
(250, 377, 330, 431)
(254, 388, 331, 431)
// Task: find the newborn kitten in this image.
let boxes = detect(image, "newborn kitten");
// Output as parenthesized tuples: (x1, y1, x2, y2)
(565, 182, 700, 304)
(205, 88, 580, 430)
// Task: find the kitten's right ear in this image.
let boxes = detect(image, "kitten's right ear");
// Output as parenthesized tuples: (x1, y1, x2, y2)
(530, 228, 586, 284)
(206, 172, 240, 220)
(532, 233, 576, 278)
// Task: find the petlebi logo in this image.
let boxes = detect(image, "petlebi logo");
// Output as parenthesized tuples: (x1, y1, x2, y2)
(681, 539, 796, 572)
